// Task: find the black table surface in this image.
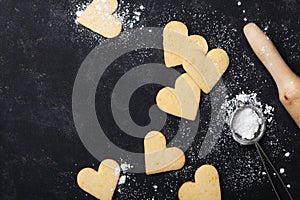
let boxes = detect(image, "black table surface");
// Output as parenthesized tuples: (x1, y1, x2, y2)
(1, 0, 300, 199)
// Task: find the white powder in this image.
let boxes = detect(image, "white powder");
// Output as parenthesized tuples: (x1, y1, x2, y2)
(232, 108, 262, 140)
(114, 167, 120, 175)
(237, 1, 242, 6)
(74, 3, 90, 25)
(75, 10, 84, 20)
(118, 175, 126, 185)
(285, 152, 290, 157)
(222, 93, 274, 126)
(115, 1, 145, 30)
(264, 26, 269, 31)
(117, 161, 133, 186)
(120, 162, 133, 171)
(279, 168, 285, 174)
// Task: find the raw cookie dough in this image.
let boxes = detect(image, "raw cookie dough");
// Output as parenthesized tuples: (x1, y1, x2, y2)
(163, 21, 230, 94)
(78, 0, 122, 38)
(183, 48, 229, 94)
(144, 131, 185, 175)
(77, 159, 120, 200)
(156, 73, 200, 121)
(164, 21, 189, 67)
(178, 165, 221, 200)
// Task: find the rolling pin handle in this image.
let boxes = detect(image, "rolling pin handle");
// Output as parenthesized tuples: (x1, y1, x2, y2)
(244, 23, 300, 128)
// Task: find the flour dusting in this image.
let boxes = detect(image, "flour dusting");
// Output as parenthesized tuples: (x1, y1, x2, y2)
(222, 93, 274, 126)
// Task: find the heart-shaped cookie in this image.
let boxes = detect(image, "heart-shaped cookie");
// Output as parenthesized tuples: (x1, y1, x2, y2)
(163, 21, 189, 67)
(163, 21, 208, 67)
(78, 0, 122, 38)
(163, 21, 230, 94)
(77, 159, 120, 200)
(178, 165, 221, 200)
(183, 48, 229, 94)
(156, 73, 200, 121)
(144, 131, 185, 175)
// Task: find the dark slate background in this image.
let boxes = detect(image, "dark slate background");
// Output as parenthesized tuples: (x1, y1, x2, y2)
(0, 0, 299, 199)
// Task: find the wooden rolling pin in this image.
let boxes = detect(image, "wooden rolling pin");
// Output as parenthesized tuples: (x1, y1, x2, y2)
(244, 23, 300, 128)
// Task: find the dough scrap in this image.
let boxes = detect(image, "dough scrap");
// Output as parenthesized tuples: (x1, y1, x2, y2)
(77, 159, 120, 200)
(144, 131, 185, 175)
(78, 0, 122, 38)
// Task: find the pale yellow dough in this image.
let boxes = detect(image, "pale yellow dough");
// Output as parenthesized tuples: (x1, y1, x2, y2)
(156, 73, 200, 121)
(164, 21, 189, 67)
(178, 165, 221, 200)
(144, 131, 185, 175)
(163, 21, 230, 94)
(207, 48, 230, 76)
(78, 0, 122, 38)
(77, 159, 120, 200)
(182, 48, 229, 94)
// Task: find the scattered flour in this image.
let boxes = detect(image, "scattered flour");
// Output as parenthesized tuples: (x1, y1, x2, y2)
(114, 167, 120, 175)
(74, 2, 90, 25)
(114, 0, 145, 30)
(120, 162, 133, 171)
(153, 185, 158, 192)
(118, 175, 126, 185)
(284, 152, 290, 157)
(117, 161, 133, 187)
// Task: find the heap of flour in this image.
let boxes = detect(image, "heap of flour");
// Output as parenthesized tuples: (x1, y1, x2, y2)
(231, 107, 263, 139)
(222, 93, 274, 138)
